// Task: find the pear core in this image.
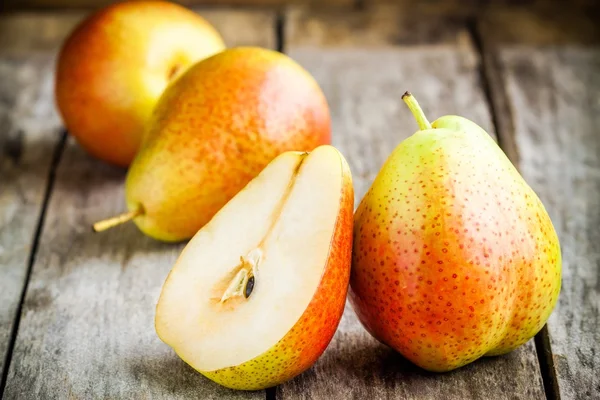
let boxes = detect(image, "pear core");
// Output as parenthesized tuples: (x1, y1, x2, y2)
(155, 146, 344, 372)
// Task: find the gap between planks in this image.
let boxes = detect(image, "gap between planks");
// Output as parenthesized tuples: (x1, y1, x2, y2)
(0, 131, 67, 397)
(465, 17, 519, 166)
(266, 10, 285, 400)
(470, 14, 563, 400)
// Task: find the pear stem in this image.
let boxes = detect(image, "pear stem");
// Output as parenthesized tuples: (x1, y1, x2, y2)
(402, 91, 432, 130)
(92, 206, 143, 233)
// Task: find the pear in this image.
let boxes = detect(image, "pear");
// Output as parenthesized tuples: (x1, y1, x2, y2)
(93, 47, 330, 241)
(350, 92, 561, 372)
(56, 1, 225, 167)
(155, 145, 354, 390)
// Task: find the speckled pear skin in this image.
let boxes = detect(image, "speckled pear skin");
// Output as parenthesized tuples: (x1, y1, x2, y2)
(125, 47, 331, 242)
(350, 114, 561, 372)
(200, 153, 353, 390)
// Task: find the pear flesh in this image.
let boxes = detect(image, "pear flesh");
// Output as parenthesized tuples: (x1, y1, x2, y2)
(156, 145, 353, 389)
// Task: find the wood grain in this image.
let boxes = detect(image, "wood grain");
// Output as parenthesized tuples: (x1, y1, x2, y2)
(1, 9, 276, 399)
(504, 45, 600, 400)
(0, 8, 277, 53)
(277, 7, 546, 399)
(286, 5, 473, 48)
(479, 10, 600, 399)
(0, 11, 79, 382)
(0, 53, 62, 384)
(364, 0, 599, 10)
(2, 0, 354, 11)
(200, 8, 277, 49)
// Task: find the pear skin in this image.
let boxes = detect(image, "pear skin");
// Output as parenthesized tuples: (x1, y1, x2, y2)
(200, 150, 353, 390)
(350, 93, 561, 372)
(155, 146, 353, 390)
(119, 47, 330, 242)
(56, 1, 225, 166)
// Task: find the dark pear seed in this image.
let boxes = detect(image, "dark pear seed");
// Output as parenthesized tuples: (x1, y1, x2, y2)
(245, 276, 255, 299)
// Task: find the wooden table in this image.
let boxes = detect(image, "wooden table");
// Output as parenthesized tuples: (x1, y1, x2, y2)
(0, 4, 598, 399)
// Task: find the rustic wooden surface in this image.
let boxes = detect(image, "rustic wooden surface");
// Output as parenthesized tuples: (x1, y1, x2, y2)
(0, 53, 63, 383)
(277, 7, 546, 400)
(0, 3, 598, 400)
(506, 46, 600, 400)
(0, 12, 74, 383)
(478, 9, 600, 400)
(0, 9, 277, 53)
(0, 0, 354, 11)
(2, 0, 598, 12)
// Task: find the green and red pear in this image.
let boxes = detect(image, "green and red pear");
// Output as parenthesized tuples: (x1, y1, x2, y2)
(350, 92, 561, 372)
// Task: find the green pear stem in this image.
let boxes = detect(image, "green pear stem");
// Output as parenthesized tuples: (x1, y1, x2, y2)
(402, 91, 432, 130)
(92, 206, 143, 233)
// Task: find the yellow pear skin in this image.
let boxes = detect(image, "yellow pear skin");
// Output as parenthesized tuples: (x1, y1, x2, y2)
(121, 47, 331, 242)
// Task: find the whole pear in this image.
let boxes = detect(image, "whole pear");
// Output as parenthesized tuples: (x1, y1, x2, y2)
(94, 47, 330, 242)
(56, 1, 225, 166)
(350, 92, 561, 372)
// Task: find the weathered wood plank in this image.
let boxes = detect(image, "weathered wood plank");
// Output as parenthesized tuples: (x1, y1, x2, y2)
(201, 8, 277, 49)
(502, 45, 600, 400)
(479, 9, 600, 399)
(2, 0, 354, 11)
(0, 13, 82, 55)
(285, 5, 473, 48)
(0, 9, 277, 53)
(0, 12, 78, 384)
(0, 54, 62, 385)
(277, 6, 546, 399)
(365, 0, 596, 6)
(2, 10, 276, 399)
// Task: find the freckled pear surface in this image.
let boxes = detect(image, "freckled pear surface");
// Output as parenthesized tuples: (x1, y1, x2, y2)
(349, 93, 561, 372)
(155, 146, 353, 390)
(125, 47, 331, 242)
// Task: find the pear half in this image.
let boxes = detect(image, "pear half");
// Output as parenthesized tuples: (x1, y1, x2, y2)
(155, 145, 354, 390)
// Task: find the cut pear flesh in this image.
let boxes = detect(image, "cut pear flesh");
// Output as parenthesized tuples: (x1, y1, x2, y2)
(156, 146, 345, 372)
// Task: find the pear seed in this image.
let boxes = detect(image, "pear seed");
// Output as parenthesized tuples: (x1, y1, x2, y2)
(245, 276, 255, 299)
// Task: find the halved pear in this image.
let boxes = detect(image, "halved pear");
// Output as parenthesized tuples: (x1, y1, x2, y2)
(155, 145, 354, 390)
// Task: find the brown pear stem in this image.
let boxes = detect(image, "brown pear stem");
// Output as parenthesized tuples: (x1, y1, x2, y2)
(402, 91, 432, 130)
(92, 206, 143, 233)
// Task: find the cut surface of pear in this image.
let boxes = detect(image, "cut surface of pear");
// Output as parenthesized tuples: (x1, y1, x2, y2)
(155, 145, 353, 389)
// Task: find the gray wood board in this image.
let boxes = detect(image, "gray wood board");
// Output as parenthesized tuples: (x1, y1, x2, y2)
(1, 9, 276, 399)
(0, 53, 63, 383)
(0, 9, 79, 381)
(0, 9, 276, 54)
(276, 45, 545, 399)
(499, 46, 600, 400)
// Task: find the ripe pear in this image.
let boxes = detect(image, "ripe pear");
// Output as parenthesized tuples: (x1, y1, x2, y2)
(93, 47, 330, 242)
(350, 92, 561, 372)
(56, 1, 225, 166)
(155, 145, 354, 390)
